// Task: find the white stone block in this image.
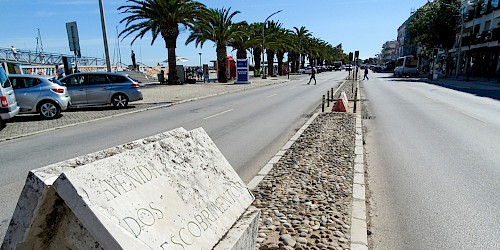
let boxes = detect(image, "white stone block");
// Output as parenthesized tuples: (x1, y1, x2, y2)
(53, 128, 254, 250)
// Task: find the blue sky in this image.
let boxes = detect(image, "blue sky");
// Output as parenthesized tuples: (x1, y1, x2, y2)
(0, 0, 428, 66)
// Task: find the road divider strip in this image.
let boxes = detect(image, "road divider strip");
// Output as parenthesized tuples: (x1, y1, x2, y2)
(351, 80, 368, 250)
(247, 78, 350, 190)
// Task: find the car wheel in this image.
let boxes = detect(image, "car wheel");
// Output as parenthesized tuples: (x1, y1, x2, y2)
(38, 101, 61, 119)
(112, 93, 129, 108)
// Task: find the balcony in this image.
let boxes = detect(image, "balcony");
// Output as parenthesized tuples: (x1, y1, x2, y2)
(461, 28, 500, 47)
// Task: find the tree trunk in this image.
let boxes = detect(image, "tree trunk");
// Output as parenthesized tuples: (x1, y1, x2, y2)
(289, 52, 296, 73)
(217, 45, 228, 83)
(164, 34, 179, 84)
(267, 50, 275, 77)
(253, 48, 261, 76)
(276, 51, 284, 76)
(301, 53, 306, 69)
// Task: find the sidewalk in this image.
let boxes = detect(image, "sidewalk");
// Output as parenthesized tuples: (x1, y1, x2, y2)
(0, 74, 309, 141)
(421, 75, 500, 100)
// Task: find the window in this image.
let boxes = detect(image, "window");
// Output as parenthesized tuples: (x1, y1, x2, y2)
(493, 0, 499, 8)
(87, 75, 109, 85)
(62, 75, 85, 86)
(10, 77, 40, 89)
(108, 75, 128, 83)
(0, 67, 9, 88)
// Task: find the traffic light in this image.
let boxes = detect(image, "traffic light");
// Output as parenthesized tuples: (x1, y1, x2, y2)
(433, 48, 438, 59)
(355, 50, 359, 59)
(349, 52, 353, 62)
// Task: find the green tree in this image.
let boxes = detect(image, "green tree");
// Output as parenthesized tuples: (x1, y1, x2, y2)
(291, 26, 312, 71)
(118, 0, 207, 84)
(186, 7, 243, 83)
(246, 22, 264, 76)
(228, 22, 252, 60)
(408, 0, 460, 54)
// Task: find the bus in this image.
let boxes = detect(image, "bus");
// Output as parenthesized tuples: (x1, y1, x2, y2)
(394, 55, 419, 77)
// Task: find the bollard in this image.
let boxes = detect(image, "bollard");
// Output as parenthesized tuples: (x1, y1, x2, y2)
(327, 91, 330, 107)
(322, 95, 325, 112)
(331, 88, 334, 101)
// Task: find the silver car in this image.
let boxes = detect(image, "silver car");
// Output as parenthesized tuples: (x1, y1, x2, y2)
(0, 67, 20, 127)
(59, 72, 143, 108)
(8, 74, 70, 119)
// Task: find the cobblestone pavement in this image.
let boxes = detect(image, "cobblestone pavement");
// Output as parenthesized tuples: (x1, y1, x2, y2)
(0, 74, 309, 141)
(252, 112, 356, 250)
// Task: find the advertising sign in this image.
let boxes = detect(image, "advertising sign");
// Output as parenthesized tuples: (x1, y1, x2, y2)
(236, 59, 249, 84)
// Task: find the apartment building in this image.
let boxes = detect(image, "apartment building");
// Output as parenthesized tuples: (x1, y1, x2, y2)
(454, 0, 500, 78)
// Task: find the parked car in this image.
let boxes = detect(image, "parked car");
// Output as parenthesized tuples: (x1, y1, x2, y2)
(345, 64, 353, 71)
(0, 67, 20, 127)
(8, 74, 70, 119)
(304, 66, 314, 74)
(59, 72, 143, 108)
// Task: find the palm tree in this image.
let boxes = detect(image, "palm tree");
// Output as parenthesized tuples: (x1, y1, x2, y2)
(275, 28, 294, 76)
(186, 7, 243, 83)
(247, 22, 264, 76)
(263, 20, 284, 77)
(291, 26, 312, 72)
(228, 22, 252, 60)
(118, 0, 207, 84)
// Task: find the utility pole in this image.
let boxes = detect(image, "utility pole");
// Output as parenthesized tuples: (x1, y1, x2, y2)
(98, 0, 112, 72)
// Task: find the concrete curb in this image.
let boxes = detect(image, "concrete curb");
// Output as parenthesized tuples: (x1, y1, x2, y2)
(350, 80, 368, 250)
(246, 112, 319, 190)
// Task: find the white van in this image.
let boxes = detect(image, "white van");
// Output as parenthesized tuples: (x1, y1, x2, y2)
(394, 56, 419, 77)
(0, 66, 20, 128)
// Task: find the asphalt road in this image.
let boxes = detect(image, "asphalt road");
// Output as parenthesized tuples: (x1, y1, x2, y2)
(0, 71, 348, 241)
(362, 74, 500, 249)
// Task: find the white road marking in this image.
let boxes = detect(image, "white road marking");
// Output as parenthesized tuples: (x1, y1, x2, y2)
(266, 94, 277, 98)
(290, 86, 298, 89)
(203, 109, 234, 120)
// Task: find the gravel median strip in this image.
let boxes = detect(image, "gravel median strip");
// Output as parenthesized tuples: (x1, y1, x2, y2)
(251, 112, 356, 250)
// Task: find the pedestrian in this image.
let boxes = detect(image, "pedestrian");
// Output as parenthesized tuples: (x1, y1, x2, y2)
(131, 50, 137, 70)
(307, 67, 316, 85)
(363, 68, 369, 80)
(56, 64, 65, 79)
(11, 46, 18, 60)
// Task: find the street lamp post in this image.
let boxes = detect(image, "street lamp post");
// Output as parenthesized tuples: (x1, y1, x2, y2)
(199, 52, 202, 68)
(262, 10, 283, 79)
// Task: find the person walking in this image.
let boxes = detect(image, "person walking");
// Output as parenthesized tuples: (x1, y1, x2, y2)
(11, 46, 18, 61)
(131, 50, 137, 70)
(307, 67, 316, 85)
(363, 67, 369, 80)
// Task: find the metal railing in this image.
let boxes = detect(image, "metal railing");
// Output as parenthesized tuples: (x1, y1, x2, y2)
(0, 47, 106, 66)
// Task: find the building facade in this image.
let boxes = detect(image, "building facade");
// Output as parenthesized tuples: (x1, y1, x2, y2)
(381, 41, 399, 61)
(397, 16, 418, 57)
(453, 0, 500, 79)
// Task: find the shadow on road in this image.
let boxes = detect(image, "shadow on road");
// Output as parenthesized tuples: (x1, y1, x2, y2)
(9, 114, 64, 123)
(384, 75, 500, 100)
